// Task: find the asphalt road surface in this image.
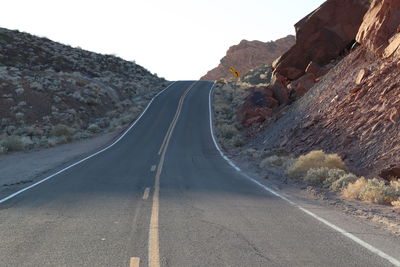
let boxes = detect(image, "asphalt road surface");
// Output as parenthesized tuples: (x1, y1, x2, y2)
(0, 81, 399, 266)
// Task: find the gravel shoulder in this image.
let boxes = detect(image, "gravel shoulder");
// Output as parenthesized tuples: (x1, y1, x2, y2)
(0, 129, 122, 199)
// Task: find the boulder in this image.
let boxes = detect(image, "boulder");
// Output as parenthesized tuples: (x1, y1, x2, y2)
(274, 0, 370, 81)
(356, 0, 400, 55)
(239, 87, 280, 125)
(289, 73, 316, 97)
(355, 68, 369, 84)
(269, 73, 289, 105)
(383, 33, 400, 58)
(305, 61, 321, 76)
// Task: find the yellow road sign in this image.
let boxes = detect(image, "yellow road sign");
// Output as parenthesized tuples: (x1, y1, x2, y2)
(229, 66, 240, 78)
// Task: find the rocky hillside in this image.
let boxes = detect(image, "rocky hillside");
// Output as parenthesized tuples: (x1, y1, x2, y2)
(216, 0, 400, 179)
(0, 27, 167, 153)
(201, 35, 295, 81)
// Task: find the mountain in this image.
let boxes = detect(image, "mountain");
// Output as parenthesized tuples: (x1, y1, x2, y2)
(201, 35, 295, 81)
(0, 27, 167, 153)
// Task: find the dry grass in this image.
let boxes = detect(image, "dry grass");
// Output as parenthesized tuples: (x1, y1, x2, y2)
(392, 199, 400, 208)
(342, 178, 400, 205)
(288, 150, 346, 178)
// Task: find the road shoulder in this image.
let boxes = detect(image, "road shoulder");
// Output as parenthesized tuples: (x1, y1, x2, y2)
(0, 129, 122, 199)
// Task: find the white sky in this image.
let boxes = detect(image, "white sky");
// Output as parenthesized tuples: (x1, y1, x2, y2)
(1, 0, 325, 80)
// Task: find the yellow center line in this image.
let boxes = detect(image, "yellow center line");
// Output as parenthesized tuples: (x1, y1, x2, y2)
(157, 82, 196, 155)
(130, 257, 140, 267)
(143, 187, 150, 200)
(148, 82, 196, 267)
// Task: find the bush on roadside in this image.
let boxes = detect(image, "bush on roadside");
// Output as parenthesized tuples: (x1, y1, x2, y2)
(288, 150, 346, 178)
(0, 135, 24, 152)
(342, 178, 400, 205)
(87, 123, 101, 133)
(231, 135, 244, 147)
(330, 173, 358, 192)
(304, 167, 332, 185)
(322, 168, 348, 188)
(51, 124, 74, 137)
(260, 155, 285, 168)
(217, 124, 239, 139)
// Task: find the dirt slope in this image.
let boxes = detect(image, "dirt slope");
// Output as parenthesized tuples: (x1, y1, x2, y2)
(0, 27, 167, 153)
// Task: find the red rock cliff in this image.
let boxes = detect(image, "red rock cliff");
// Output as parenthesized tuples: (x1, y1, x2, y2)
(201, 35, 295, 81)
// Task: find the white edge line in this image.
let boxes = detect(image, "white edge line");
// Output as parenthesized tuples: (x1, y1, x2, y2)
(207, 81, 400, 267)
(0, 81, 178, 204)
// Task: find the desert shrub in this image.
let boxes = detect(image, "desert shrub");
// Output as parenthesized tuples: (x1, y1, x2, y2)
(87, 123, 101, 133)
(359, 179, 396, 204)
(260, 155, 295, 170)
(330, 173, 358, 192)
(51, 124, 73, 137)
(342, 178, 400, 205)
(15, 126, 43, 137)
(304, 167, 331, 185)
(72, 131, 92, 140)
(288, 150, 346, 178)
(322, 168, 348, 188)
(20, 136, 34, 149)
(323, 154, 346, 170)
(342, 177, 367, 200)
(217, 124, 239, 139)
(46, 136, 69, 147)
(231, 135, 244, 147)
(0, 135, 24, 151)
(260, 155, 284, 168)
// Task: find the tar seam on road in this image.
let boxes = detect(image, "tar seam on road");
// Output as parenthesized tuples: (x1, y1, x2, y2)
(148, 81, 196, 267)
(207, 82, 400, 267)
(0, 81, 177, 205)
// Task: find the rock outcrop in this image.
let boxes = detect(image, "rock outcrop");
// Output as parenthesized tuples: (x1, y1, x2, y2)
(274, 0, 371, 82)
(201, 36, 295, 81)
(240, 0, 371, 126)
(356, 0, 400, 57)
(357, 0, 400, 54)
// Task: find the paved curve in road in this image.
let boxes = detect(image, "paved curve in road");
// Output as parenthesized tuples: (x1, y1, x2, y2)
(0, 81, 399, 266)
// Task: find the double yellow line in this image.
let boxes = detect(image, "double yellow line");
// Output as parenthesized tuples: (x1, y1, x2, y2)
(148, 82, 196, 267)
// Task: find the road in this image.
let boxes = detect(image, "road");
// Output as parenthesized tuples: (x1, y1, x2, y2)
(0, 81, 399, 266)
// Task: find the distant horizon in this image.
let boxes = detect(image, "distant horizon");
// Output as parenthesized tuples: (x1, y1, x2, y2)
(0, 0, 325, 80)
